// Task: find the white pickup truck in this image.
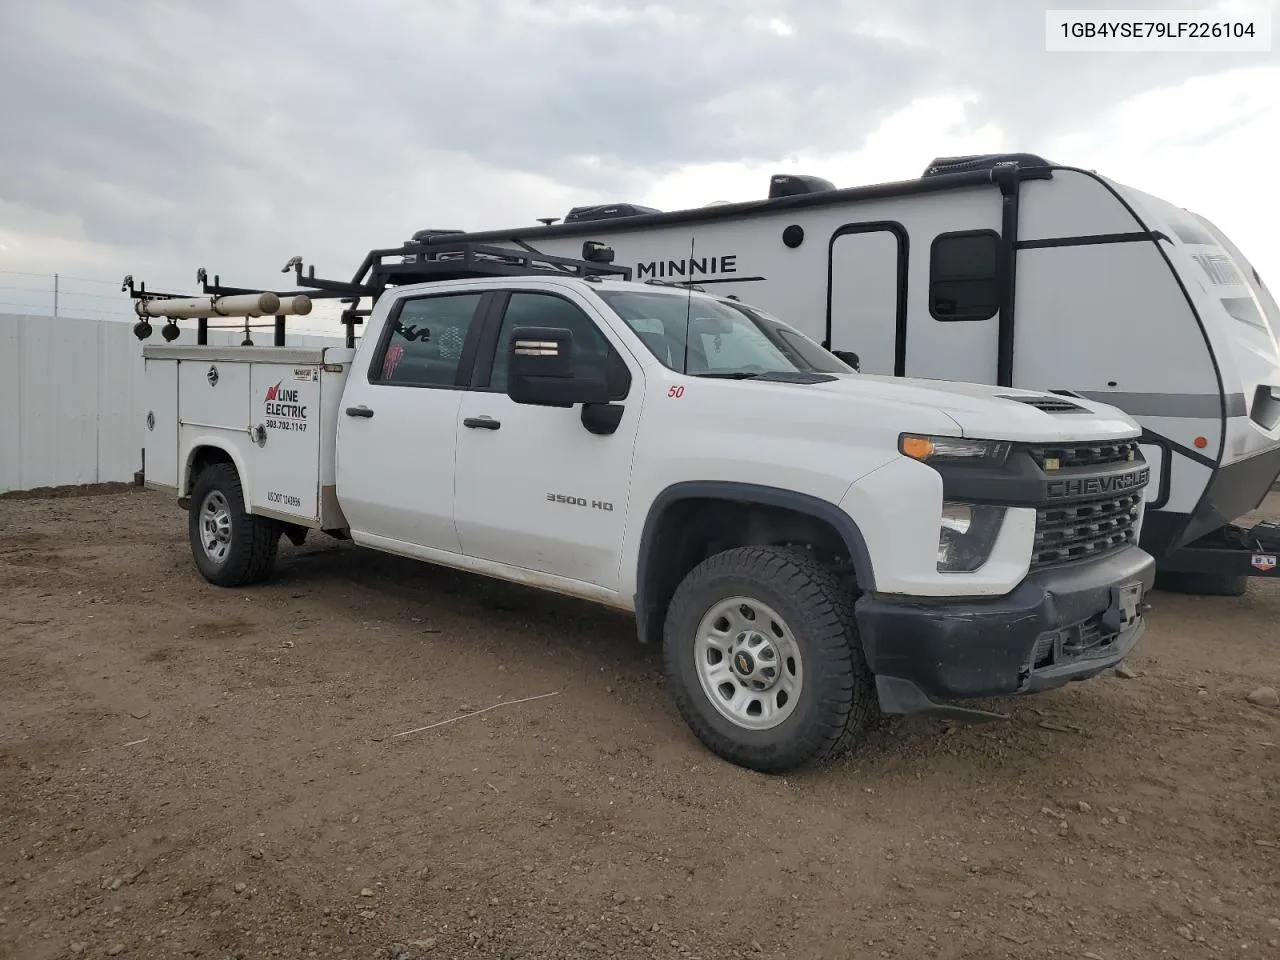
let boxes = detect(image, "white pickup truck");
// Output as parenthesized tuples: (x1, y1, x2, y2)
(137, 246, 1155, 773)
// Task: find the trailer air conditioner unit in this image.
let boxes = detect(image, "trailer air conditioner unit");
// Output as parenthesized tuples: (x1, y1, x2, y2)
(768, 174, 836, 199)
(563, 203, 662, 223)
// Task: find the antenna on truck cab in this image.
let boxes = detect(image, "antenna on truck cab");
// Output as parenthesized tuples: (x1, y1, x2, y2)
(680, 236, 696, 375)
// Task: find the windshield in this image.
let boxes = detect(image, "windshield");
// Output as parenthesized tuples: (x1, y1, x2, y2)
(595, 289, 852, 376)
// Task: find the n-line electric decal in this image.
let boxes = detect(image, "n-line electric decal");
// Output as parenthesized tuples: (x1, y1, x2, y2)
(263, 381, 309, 433)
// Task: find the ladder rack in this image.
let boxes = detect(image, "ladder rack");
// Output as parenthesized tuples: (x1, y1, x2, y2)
(124, 239, 631, 348)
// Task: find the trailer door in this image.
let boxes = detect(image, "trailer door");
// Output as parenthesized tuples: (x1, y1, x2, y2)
(826, 224, 907, 376)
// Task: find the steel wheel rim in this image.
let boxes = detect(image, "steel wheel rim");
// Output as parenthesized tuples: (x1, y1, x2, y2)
(199, 490, 233, 564)
(693, 595, 804, 731)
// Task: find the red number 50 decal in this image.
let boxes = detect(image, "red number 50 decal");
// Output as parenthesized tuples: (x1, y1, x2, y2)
(668, 385, 685, 398)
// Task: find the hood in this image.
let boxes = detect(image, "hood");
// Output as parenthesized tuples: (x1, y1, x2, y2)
(808, 373, 1141, 442)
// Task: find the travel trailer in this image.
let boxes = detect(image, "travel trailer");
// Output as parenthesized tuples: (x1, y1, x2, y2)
(405, 153, 1280, 595)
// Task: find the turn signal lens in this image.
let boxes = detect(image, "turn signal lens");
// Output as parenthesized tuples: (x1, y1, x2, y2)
(900, 435, 935, 460)
(899, 434, 1012, 464)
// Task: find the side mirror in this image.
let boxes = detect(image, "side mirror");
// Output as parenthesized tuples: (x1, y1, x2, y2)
(832, 349, 861, 372)
(507, 326, 611, 408)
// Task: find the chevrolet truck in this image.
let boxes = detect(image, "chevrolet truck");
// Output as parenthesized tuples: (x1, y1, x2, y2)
(128, 239, 1156, 773)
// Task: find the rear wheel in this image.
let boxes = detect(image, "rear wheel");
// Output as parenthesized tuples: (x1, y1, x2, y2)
(188, 463, 280, 587)
(662, 545, 877, 773)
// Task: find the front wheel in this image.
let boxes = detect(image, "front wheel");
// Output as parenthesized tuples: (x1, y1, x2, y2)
(188, 462, 280, 587)
(662, 545, 877, 773)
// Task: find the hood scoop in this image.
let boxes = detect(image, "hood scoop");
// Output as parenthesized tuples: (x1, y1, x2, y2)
(999, 394, 1087, 413)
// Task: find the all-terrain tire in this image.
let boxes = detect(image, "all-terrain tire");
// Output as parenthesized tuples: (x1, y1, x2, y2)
(662, 545, 877, 774)
(1155, 569, 1249, 597)
(188, 462, 280, 587)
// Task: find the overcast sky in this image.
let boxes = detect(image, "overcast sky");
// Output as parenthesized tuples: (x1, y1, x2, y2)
(0, 0, 1276, 330)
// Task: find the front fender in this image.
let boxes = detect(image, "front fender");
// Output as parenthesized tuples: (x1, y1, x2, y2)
(839, 456, 1036, 597)
(631, 480, 879, 645)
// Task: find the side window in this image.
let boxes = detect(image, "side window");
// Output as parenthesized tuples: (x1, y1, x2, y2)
(929, 231, 1000, 322)
(370, 292, 485, 387)
(487, 292, 630, 399)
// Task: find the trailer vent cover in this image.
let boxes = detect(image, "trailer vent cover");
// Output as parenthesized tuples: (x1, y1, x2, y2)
(1001, 394, 1086, 413)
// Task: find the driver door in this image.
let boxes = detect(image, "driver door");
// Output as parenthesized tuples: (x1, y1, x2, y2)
(452, 289, 642, 589)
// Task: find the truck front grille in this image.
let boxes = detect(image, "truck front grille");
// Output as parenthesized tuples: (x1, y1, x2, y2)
(1026, 440, 1139, 471)
(1032, 492, 1143, 569)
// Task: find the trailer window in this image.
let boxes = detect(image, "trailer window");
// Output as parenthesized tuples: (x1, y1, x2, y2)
(486, 292, 630, 399)
(1169, 211, 1217, 246)
(929, 231, 1000, 322)
(1222, 296, 1276, 338)
(371, 292, 485, 387)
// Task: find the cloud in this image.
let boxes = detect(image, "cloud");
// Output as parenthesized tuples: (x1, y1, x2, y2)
(1044, 63, 1280, 286)
(0, 0, 1275, 331)
(640, 92, 1010, 211)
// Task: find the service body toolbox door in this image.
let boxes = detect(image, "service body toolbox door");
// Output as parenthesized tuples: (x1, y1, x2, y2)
(178, 357, 252, 497)
(247, 360, 322, 523)
(142, 355, 179, 490)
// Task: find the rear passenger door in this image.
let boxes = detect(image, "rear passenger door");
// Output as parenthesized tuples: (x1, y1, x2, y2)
(335, 290, 490, 555)
(453, 288, 641, 589)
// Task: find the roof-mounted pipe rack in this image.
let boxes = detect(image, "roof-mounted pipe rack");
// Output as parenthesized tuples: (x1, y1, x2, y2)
(124, 239, 630, 348)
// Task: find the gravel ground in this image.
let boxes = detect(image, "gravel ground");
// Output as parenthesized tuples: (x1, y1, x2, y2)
(2, 487, 1278, 960)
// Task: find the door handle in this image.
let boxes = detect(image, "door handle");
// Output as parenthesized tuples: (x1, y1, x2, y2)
(463, 416, 501, 430)
(345, 406, 374, 418)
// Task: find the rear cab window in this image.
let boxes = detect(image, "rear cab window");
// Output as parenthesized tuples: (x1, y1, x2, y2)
(368, 292, 487, 388)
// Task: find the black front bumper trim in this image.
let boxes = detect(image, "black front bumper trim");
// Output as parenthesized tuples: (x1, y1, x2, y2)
(855, 545, 1156, 715)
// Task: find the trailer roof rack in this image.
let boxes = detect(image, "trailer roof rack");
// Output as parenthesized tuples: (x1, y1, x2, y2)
(123, 239, 631, 348)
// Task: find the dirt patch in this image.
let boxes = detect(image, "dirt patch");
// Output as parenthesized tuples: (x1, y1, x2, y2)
(0, 481, 137, 501)
(1, 490, 1278, 960)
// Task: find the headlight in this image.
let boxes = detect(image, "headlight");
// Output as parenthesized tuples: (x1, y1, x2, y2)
(900, 434, 1012, 465)
(937, 501, 1006, 572)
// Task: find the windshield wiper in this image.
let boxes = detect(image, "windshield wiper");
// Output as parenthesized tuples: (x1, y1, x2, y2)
(689, 370, 840, 385)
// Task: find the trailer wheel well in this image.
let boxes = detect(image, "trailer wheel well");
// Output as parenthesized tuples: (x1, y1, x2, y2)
(635, 492, 866, 646)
